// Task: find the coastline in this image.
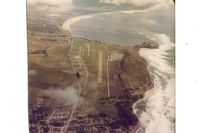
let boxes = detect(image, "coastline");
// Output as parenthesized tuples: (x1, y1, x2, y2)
(66, 33, 175, 133)
(132, 56, 156, 133)
(134, 34, 175, 133)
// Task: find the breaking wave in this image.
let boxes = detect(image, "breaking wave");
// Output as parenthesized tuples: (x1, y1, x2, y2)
(134, 34, 175, 133)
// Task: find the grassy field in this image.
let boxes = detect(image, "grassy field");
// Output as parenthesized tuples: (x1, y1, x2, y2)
(29, 31, 151, 97)
(28, 31, 75, 92)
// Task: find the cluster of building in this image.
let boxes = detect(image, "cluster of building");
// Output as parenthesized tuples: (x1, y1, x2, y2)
(65, 106, 133, 133)
(29, 95, 139, 133)
(48, 106, 72, 132)
(29, 97, 72, 133)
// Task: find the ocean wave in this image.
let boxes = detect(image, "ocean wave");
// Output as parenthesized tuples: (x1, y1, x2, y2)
(134, 34, 175, 133)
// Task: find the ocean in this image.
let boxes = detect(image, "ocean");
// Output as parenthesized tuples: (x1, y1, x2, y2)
(63, 5, 174, 45)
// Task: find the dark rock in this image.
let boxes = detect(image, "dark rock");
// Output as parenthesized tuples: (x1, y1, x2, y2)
(137, 41, 159, 49)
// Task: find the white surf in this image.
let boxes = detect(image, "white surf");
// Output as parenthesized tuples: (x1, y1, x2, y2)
(134, 34, 175, 133)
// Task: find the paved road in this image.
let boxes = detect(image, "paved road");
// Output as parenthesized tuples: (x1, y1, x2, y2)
(98, 51, 103, 83)
(79, 56, 88, 90)
(63, 98, 78, 132)
(107, 57, 110, 97)
(87, 43, 90, 56)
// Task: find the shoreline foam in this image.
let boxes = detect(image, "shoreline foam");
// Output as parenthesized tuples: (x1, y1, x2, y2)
(134, 34, 175, 133)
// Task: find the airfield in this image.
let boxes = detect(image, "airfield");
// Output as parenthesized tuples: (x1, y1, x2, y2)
(28, 29, 153, 132)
